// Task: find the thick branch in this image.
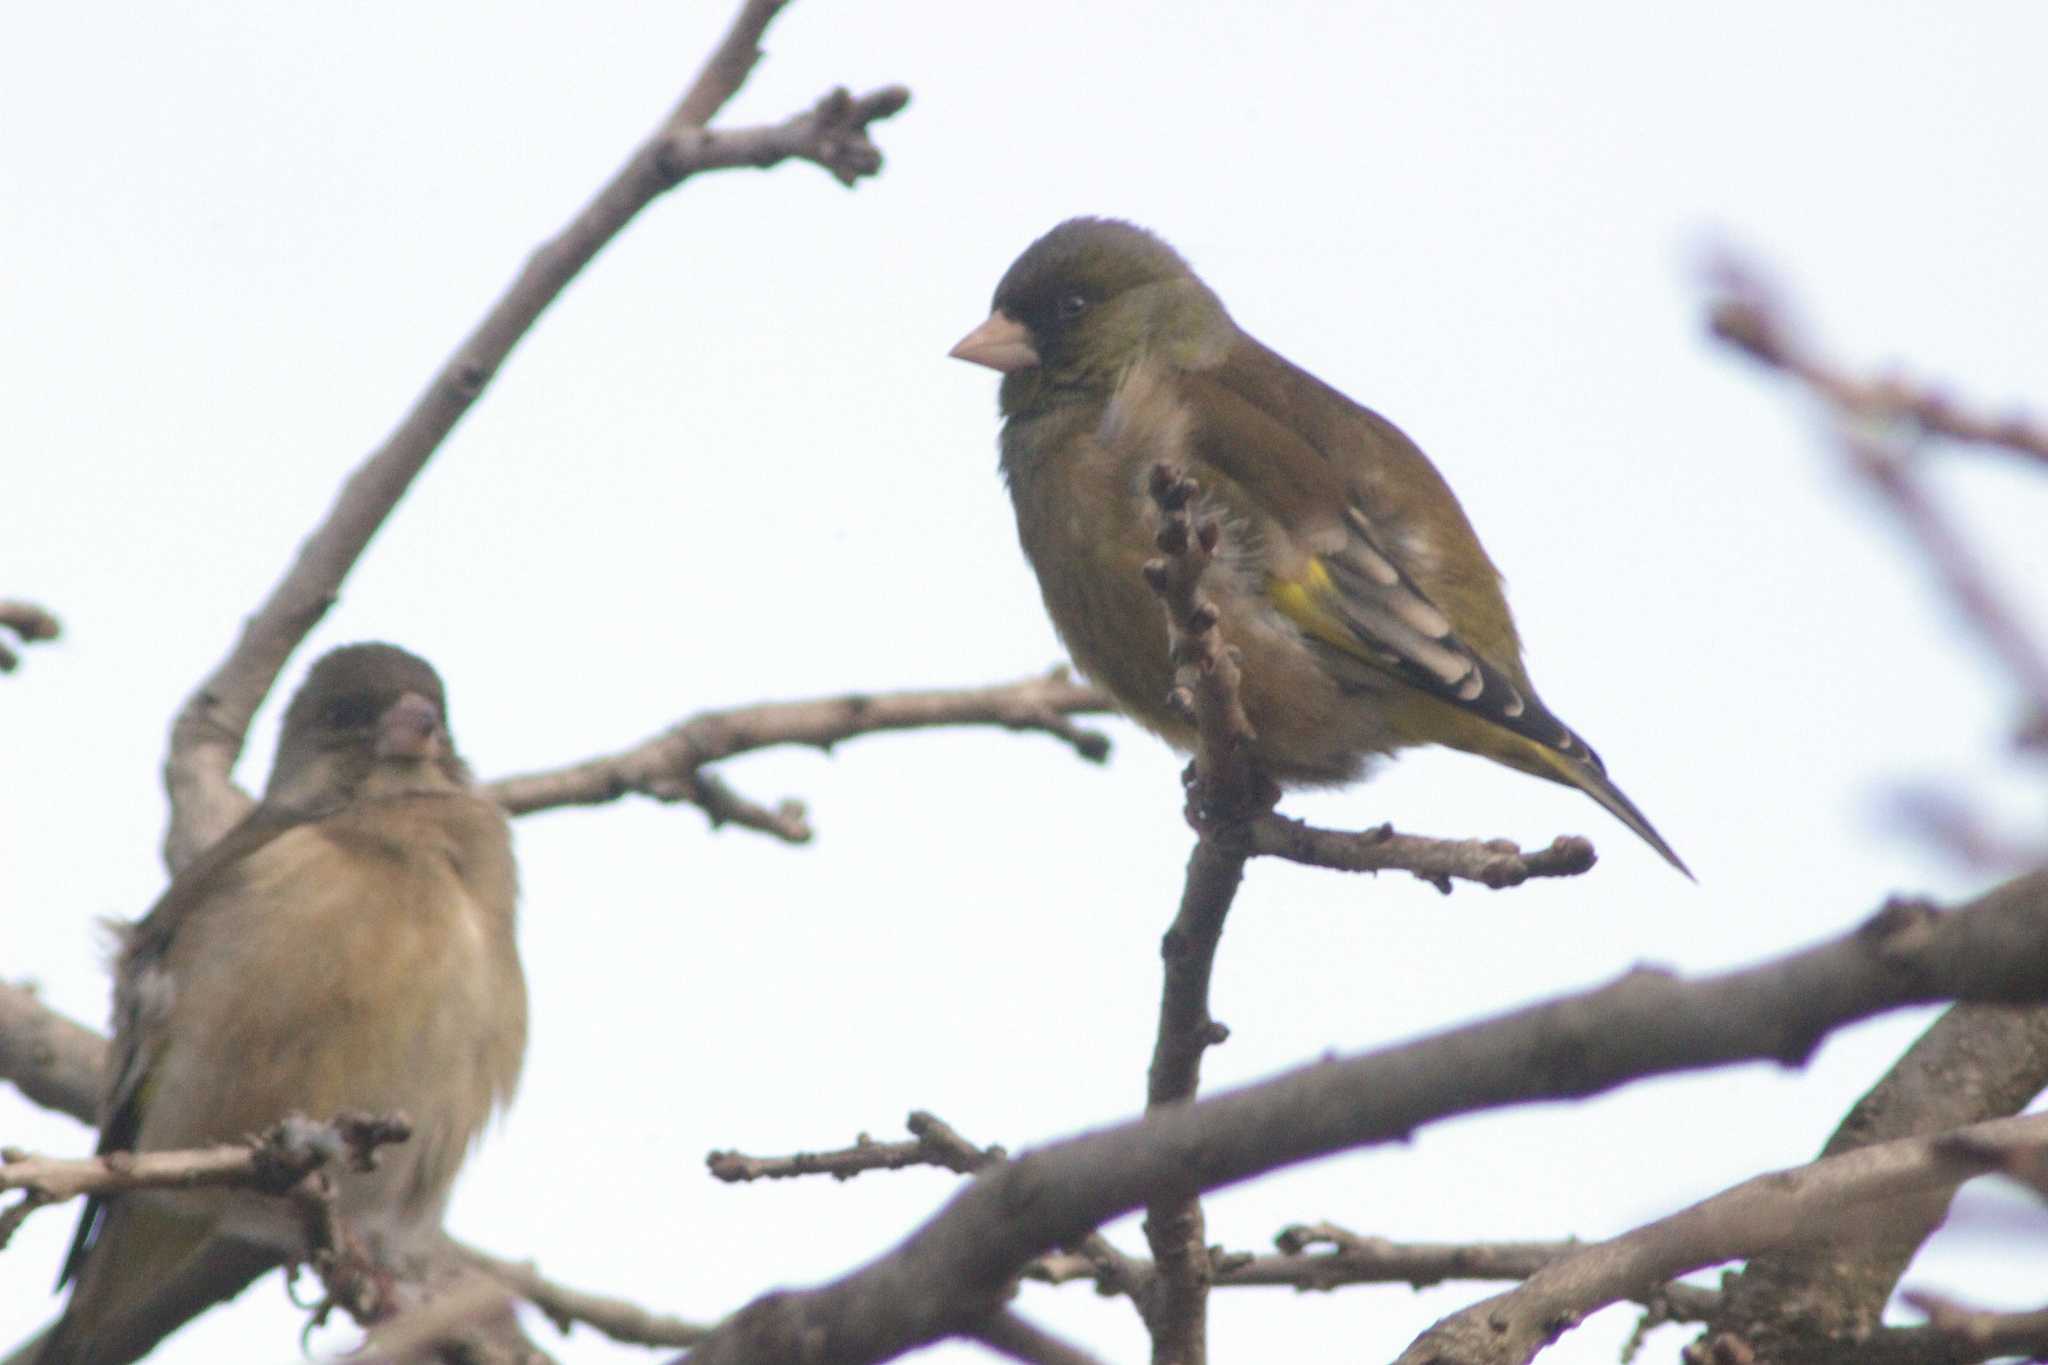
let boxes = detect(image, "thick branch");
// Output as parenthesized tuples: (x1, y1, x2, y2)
(668, 869, 2048, 1365)
(483, 670, 1109, 841)
(0, 981, 102, 1122)
(159, 0, 909, 870)
(1713, 1001, 2048, 1356)
(969, 1310, 1114, 1365)
(1398, 1113, 2048, 1365)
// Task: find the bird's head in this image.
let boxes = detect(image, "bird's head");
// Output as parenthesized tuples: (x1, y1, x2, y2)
(266, 642, 471, 812)
(951, 218, 1233, 407)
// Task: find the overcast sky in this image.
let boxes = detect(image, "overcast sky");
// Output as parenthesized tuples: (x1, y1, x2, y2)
(5, 3, 2048, 1362)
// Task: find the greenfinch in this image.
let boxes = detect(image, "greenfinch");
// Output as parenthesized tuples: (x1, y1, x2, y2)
(22, 643, 527, 1365)
(951, 218, 1687, 875)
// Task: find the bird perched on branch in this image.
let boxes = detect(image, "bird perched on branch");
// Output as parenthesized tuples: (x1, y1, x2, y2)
(16, 643, 528, 1365)
(951, 218, 1688, 875)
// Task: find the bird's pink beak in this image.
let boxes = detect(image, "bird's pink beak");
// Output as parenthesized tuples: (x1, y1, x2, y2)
(377, 691, 446, 760)
(948, 310, 1039, 373)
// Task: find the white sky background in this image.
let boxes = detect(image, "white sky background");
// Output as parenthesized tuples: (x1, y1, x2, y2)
(5, 3, 2048, 1362)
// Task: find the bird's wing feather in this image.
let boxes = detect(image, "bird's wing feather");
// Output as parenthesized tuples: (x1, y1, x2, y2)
(58, 808, 309, 1290)
(1175, 342, 1611, 775)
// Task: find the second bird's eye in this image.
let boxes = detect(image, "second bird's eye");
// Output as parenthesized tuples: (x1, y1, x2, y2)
(1055, 292, 1088, 320)
(324, 695, 379, 730)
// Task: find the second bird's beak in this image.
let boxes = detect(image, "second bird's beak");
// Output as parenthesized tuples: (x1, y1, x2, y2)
(948, 311, 1039, 373)
(377, 691, 446, 761)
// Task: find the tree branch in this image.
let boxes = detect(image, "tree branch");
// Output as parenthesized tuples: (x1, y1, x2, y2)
(158, 0, 910, 870)
(1248, 817, 1595, 891)
(1707, 260, 2048, 748)
(458, 1241, 711, 1350)
(483, 670, 1110, 841)
(707, 1111, 1001, 1183)
(0, 981, 102, 1123)
(968, 1309, 1115, 1365)
(1397, 1113, 2048, 1365)
(667, 868, 2048, 1365)
(0, 600, 60, 675)
(1713, 1002, 2048, 1358)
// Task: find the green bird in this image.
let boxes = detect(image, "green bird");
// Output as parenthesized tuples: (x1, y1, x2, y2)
(15, 643, 528, 1365)
(950, 217, 1688, 876)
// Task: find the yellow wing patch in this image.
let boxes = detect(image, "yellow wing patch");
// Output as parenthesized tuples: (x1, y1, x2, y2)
(1269, 559, 1364, 656)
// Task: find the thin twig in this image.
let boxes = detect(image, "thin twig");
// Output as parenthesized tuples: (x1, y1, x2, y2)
(484, 670, 1109, 842)
(460, 1242, 711, 1350)
(1707, 260, 2048, 748)
(707, 1111, 1004, 1183)
(158, 0, 909, 870)
(1249, 817, 1595, 892)
(0, 600, 61, 673)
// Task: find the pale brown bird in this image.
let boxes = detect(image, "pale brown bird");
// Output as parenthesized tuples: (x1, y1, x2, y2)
(17, 643, 527, 1365)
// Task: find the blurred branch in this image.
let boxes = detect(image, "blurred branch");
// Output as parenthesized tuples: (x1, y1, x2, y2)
(483, 669, 1111, 842)
(1030, 1222, 1726, 1319)
(458, 1242, 711, 1350)
(1708, 259, 2048, 748)
(1898, 1290, 2048, 1360)
(159, 0, 910, 871)
(1401, 1113, 2048, 1365)
(968, 1310, 1113, 1365)
(1708, 276, 2048, 469)
(0, 601, 60, 674)
(0, 982, 102, 1122)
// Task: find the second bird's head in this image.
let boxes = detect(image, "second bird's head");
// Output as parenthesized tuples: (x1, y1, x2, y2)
(265, 642, 471, 812)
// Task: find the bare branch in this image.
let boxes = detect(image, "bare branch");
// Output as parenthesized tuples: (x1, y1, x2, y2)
(1398, 1112, 2048, 1365)
(1248, 817, 1596, 892)
(669, 869, 2048, 1365)
(159, 0, 910, 871)
(1707, 260, 2048, 748)
(0, 600, 61, 674)
(1715, 1000, 2048, 1353)
(708, 1112, 1003, 1183)
(968, 1309, 1114, 1365)
(1031, 1223, 1726, 1322)
(351, 1277, 520, 1365)
(0, 980, 102, 1123)
(1708, 272, 2048, 470)
(458, 1241, 711, 1350)
(666, 0, 788, 129)
(1899, 1290, 2048, 1360)
(483, 670, 1110, 841)
(1132, 462, 1289, 1365)
(0, 1113, 406, 1206)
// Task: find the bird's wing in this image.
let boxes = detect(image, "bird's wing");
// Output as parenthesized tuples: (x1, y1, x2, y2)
(1175, 340, 1610, 775)
(58, 808, 306, 1290)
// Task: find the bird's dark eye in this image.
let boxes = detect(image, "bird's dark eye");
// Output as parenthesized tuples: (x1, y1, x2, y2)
(322, 695, 379, 730)
(1055, 292, 1089, 321)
